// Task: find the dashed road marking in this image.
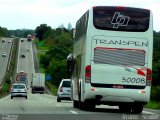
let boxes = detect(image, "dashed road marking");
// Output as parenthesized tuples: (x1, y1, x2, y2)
(56, 104, 62, 107)
(48, 101, 54, 104)
(70, 111, 79, 114)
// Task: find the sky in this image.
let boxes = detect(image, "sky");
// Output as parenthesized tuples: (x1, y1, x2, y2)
(0, 0, 159, 31)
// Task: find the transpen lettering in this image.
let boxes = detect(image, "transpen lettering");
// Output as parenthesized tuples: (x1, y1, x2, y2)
(95, 39, 148, 47)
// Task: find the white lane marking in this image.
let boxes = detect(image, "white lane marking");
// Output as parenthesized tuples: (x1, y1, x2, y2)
(146, 108, 160, 112)
(17, 38, 20, 72)
(0, 95, 10, 101)
(56, 104, 62, 107)
(70, 111, 79, 114)
(31, 42, 35, 73)
(143, 111, 155, 114)
(48, 101, 54, 104)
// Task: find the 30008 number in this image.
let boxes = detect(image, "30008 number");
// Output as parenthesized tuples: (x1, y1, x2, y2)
(122, 77, 145, 84)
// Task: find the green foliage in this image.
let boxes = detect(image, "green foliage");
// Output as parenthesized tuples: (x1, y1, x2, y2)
(145, 101, 160, 109)
(7, 29, 34, 37)
(152, 60, 160, 86)
(40, 54, 51, 67)
(35, 24, 52, 40)
(152, 31, 160, 86)
(0, 26, 8, 37)
(150, 86, 160, 101)
(47, 45, 71, 60)
(38, 24, 73, 87)
(48, 59, 68, 86)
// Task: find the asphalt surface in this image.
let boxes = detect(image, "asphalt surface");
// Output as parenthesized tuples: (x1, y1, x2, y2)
(0, 38, 159, 120)
(0, 38, 13, 84)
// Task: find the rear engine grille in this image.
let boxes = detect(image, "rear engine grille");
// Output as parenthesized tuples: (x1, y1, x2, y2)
(94, 48, 145, 66)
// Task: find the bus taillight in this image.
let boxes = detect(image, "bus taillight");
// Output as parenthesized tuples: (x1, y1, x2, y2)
(116, 6, 126, 10)
(146, 68, 152, 86)
(85, 65, 91, 83)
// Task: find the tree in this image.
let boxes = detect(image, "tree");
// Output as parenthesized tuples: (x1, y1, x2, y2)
(48, 59, 68, 86)
(67, 23, 72, 31)
(7, 29, 34, 37)
(35, 24, 52, 40)
(0, 26, 8, 37)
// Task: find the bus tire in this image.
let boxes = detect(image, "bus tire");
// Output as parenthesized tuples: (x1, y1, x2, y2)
(73, 100, 79, 108)
(80, 100, 95, 111)
(119, 105, 131, 113)
(84, 100, 95, 111)
(131, 104, 143, 114)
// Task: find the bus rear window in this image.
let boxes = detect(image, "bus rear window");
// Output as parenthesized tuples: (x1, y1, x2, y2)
(93, 7, 150, 32)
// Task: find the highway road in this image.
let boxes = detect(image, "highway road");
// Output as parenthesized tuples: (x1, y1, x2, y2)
(0, 38, 13, 85)
(0, 38, 159, 120)
(17, 38, 35, 87)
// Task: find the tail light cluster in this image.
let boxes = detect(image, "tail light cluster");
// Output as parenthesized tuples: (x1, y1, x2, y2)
(146, 68, 152, 86)
(10, 88, 13, 92)
(24, 88, 27, 92)
(85, 65, 91, 83)
(60, 87, 63, 92)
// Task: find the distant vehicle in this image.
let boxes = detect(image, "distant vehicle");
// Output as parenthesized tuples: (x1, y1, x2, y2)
(67, 6, 153, 113)
(57, 79, 71, 102)
(2, 52, 6, 57)
(27, 34, 32, 41)
(21, 39, 24, 42)
(26, 48, 30, 52)
(31, 73, 45, 94)
(8, 40, 12, 43)
(2, 40, 5, 43)
(11, 35, 15, 38)
(10, 83, 28, 99)
(15, 72, 28, 86)
(21, 54, 25, 58)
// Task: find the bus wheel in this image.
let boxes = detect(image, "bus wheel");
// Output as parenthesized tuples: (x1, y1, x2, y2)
(81, 100, 95, 111)
(131, 105, 143, 114)
(73, 100, 79, 108)
(119, 105, 131, 113)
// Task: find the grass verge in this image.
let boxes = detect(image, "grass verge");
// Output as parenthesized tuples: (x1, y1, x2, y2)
(145, 101, 160, 110)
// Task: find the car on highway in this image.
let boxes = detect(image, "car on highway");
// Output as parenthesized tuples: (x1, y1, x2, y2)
(21, 54, 25, 58)
(8, 40, 12, 43)
(2, 52, 6, 57)
(26, 48, 30, 52)
(10, 83, 28, 99)
(57, 79, 71, 102)
(2, 40, 5, 43)
(21, 39, 24, 42)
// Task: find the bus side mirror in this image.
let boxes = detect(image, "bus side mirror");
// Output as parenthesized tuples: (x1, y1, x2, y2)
(67, 54, 74, 73)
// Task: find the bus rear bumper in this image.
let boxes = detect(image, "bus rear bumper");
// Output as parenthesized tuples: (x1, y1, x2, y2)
(84, 86, 150, 105)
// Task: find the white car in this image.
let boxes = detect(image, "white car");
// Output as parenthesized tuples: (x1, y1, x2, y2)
(2, 40, 5, 43)
(10, 83, 28, 99)
(2, 52, 6, 57)
(57, 79, 71, 102)
(8, 40, 12, 43)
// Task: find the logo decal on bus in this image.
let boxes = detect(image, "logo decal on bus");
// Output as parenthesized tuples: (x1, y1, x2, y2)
(111, 12, 130, 28)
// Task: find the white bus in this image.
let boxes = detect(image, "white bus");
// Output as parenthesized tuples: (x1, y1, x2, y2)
(67, 6, 153, 113)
